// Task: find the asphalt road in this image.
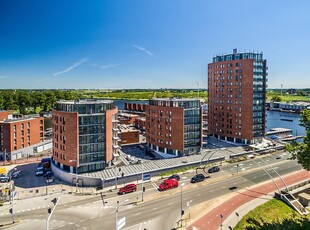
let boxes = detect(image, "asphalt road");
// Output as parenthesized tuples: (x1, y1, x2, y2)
(0, 153, 303, 230)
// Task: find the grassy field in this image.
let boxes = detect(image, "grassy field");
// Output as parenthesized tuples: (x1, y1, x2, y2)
(234, 199, 310, 230)
(82, 90, 208, 101)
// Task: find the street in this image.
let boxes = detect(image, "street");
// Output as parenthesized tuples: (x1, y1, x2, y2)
(0, 152, 305, 230)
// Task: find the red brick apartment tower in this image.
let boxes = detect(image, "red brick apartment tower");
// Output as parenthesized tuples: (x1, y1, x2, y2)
(0, 114, 44, 158)
(145, 98, 202, 156)
(52, 100, 119, 174)
(208, 49, 267, 144)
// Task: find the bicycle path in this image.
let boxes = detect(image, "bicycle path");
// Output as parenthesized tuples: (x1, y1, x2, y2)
(187, 170, 310, 230)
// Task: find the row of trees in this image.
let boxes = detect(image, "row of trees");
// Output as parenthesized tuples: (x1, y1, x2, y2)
(0, 90, 81, 114)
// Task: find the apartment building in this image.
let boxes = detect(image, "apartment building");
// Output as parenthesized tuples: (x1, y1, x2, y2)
(0, 111, 44, 160)
(145, 98, 202, 156)
(208, 49, 267, 144)
(52, 99, 119, 174)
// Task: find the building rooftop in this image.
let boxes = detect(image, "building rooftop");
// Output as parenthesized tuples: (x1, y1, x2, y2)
(57, 99, 114, 105)
(0, 115, 41, 123)
(119, 125, 139, 133)
(150, 98, 200, 102)
(212, 49, 264, 63)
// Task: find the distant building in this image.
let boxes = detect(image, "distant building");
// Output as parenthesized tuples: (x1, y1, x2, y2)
(124, 103, 146, 112)
(0, 112, 44, 160)
(118, 113, 140, 125)
(52, 99, 119, 174)
(145, 98, 202, 156)
(135, 116, 145, 130)
(286, 88, 297, 95)
(208, 49, 267, 144)
(119, 125, 139, 145)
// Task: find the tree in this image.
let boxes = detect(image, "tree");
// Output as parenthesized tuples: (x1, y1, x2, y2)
(271, 95, 282, 102)
(286, 109, 310, 170)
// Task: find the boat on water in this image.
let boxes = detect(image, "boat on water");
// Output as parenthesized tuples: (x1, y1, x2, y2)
(280, 118, 293, 122)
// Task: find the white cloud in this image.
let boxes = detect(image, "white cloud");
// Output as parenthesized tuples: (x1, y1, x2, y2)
(100, 64, 120, 69)
(133, 45, 156, 57)
(54, 57, 88, 76)
(0, 76, 10, 79)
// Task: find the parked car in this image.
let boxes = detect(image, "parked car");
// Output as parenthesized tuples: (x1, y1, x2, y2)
(43, 171, 53, 178)
(118, 184, 137, 195)
(12, 170, 22, 178)
(0, 176, 10, 183)
(41, 158, 51, 169)
(159, 179, 178, 191)
(168, 174, 180, 181)
(36, 168, 44, 176)
(190, 174, 205, 183)
(208, 166, 220, 174)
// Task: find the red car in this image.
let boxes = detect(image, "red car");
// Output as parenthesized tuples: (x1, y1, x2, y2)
(159, 179, 178, 191)
(118, 184, 137, 195)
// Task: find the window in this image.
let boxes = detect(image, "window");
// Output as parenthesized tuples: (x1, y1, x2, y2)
(14, 125, 16, 131)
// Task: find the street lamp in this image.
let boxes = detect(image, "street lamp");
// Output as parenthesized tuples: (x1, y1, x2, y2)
(180, 183, 185, 226)
(115, 199, 129, 230)
(46, 196, 60, 230)
(141, 165, 144, 202)
(220, 213, 223, 230)
(69, 159, 79, 192)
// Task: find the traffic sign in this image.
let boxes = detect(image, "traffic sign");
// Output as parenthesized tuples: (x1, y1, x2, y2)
(143, 174, 151, 181)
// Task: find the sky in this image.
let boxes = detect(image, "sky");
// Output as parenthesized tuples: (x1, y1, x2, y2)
(0, 0, 310, 89)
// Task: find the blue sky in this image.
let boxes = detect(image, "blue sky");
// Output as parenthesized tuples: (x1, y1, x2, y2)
(0, 0, 309, 89)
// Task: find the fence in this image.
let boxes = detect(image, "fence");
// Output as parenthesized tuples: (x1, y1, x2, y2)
(15, 184, 96, 200)
(0, 154, 52, 166)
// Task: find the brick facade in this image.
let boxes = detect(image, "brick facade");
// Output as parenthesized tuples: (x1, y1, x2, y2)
(0, 116, 44, 154)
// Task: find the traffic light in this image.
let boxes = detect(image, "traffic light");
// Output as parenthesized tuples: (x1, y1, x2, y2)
(51, 198, 57, 205)
(9, 208, 12, 214)
(143, 187, 146, 192)
(48, 208, 52, 214)
(181, 210, 184, 216)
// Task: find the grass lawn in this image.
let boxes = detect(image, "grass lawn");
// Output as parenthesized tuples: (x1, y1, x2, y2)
(234, 199, 310, 230)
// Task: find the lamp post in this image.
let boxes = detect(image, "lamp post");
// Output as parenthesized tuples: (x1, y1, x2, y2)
(220, 214, 223, 230)
(69, 159, 79, 192)
(180, 183, 185, 226)
(46, 196, 60, 230)
(115, 199, 129, 230)
(141, 165, 144, 202)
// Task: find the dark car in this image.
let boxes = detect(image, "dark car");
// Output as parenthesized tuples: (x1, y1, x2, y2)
(43, 171, 53, 178)
(191, 174, 205, 183)
(0, 176, 10, 183)
(208, 166, 220, 174)
(168, 174, 180, 181)
(118, 184, 137, 195)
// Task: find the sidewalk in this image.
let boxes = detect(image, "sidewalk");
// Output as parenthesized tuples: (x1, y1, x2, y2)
(187, 170, 310, 230)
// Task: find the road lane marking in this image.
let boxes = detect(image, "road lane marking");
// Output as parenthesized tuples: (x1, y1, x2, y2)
(135, 213, 141, 216)
(152, 207, 158, 210)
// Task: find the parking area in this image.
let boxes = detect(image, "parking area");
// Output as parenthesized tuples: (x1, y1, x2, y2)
(120, 145, 154, 161)
(9, 162, 60, 189)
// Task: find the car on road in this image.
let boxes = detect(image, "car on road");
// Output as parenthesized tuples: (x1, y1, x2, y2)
(168, 174, 180, 181)
(118, 184, 137, 195)
(159, 179, 178, 191)
(208, 166, 220, 173)
(190, 174, 205, 183)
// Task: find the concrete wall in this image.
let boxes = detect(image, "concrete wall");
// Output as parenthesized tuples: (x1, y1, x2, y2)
(51, 161, 103, 187)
